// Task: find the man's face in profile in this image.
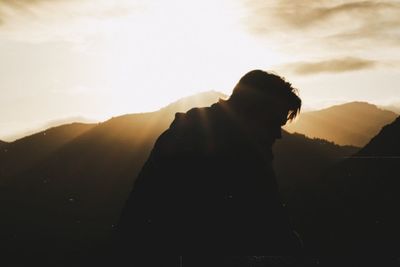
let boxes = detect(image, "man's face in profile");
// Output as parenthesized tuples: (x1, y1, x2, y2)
(259, 112, 287, 148)
(244, 103, 288, 151)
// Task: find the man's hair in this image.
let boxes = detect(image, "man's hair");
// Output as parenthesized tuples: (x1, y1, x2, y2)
(228, 70, 301, 121)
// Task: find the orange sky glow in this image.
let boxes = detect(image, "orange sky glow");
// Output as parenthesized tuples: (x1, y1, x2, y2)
(0, 0, 399, 141)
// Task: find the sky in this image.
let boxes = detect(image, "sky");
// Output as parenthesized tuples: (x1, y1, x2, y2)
(0, 0, 399, 141)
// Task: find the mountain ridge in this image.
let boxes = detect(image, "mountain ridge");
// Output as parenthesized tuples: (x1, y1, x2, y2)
(284, 101, 398, 147)
(0, 91, 358, 257)
(0, 122, 96, 182)
(379, 103, 400, 114)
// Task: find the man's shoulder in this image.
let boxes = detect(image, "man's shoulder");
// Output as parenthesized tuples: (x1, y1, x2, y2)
(165, 108, 208, 146)
(170, 106, 214, 131)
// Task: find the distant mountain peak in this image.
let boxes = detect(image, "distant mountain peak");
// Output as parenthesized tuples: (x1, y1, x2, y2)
(3, 117, 98, 142)
(160, 90, 227, 113)
(323, 101, 386, 112)
(13, 122, 96, 143)
(285, 101, 398, 147)
(104, 90, 228, 125)
(379, 103, 400, 115)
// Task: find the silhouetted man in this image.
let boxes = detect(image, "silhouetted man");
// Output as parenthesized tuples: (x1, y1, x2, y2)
(117, 70, 302, 265)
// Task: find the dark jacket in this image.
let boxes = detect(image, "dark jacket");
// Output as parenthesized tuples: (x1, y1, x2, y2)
(117, 101, 297, 253)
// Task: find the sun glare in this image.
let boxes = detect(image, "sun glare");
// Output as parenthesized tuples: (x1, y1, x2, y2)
(0, 0, 285, 140)
(86, 0, 283, 118)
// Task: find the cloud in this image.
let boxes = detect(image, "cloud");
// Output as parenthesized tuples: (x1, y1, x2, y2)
(0, 0, 140, 26)
(0, 0, 142, 44)
(280, 1, 398, 29)
(283, 57, 378, 75)
(0, 0, 44, 10)
(244, 0, 400, 51)
(246, 0, 400, 30)
(0, 0, 48, 23)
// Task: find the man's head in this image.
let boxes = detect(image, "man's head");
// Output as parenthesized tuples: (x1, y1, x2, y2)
(227, 70, 301, 146)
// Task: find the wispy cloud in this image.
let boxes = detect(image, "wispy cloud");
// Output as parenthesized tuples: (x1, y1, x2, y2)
(246, 0, 400, 31)
(0, 0, 53, 24)
(0, 1, 45, 10)
(283, 57, 378, 75)
(242, 0, 400, 74)
(0, 0, 138, 22)
(244, 0, 400, 53)
(279, 1, 397, 28)
(0, 0, 142, 44)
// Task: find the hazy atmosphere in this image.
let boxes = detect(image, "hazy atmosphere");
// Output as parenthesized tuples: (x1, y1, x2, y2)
(1, 0, 399, 140)
(1, 2, 400, 266)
